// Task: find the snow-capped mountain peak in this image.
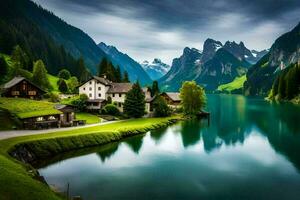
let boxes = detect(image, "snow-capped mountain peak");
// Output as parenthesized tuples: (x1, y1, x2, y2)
(141, 58, 170, 80)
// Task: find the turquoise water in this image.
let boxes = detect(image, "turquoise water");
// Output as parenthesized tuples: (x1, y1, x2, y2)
(38, 95, 300, 200)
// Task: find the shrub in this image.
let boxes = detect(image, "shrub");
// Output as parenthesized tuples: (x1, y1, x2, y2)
(102, 104, 120, 116)
(58, 78, 69, 93)
(153, 96, 171, 117)
(44, 92, 60, 102)
(71, 94, 88, 111)
(58, 69, 71, 80)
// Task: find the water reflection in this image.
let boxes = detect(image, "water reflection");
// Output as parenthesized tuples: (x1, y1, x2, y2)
(38, 95, 300, 200)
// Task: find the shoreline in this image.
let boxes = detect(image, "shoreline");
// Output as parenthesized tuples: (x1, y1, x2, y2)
(0, 116, 182, 200)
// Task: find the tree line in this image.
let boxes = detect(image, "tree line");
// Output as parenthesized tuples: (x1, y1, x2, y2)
(98, 57, 129, 82)
(270, 63, 300, 100)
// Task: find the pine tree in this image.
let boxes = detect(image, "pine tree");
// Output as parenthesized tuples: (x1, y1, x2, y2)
(115, 66, 122, 82)
(123, 70, 130, 83)
(77, 57, 89, 83)
(123, 81, 145, 118)
(151, 81, 160, 97)
(0, 56, 8, 83)
(58, 78, 69, 93)
(278, 73, 286, 99)
(11, 45, 30, 71)
(98, 57, 108, 77)
(32, 60, 51, 90)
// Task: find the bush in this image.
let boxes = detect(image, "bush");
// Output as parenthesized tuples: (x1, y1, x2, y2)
(102, 104, 120, 116)
(153, 96, 171, 117)
(71, 94, 88, 111)
(44, 92, 60, 102)
(58, 78, 69, 93)
(58, 69, 71, 80)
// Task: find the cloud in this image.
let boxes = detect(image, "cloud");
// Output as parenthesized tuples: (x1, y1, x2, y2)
(32, 0, 300, 64)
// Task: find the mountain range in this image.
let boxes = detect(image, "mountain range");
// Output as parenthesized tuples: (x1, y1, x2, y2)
(140, 59, 170, 80)
(98, 42, 152, 85)
(158, 38, 267, 91)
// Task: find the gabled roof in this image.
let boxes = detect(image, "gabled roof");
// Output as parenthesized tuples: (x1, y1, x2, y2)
(77, 76, 112, 88)
(161, 92, 181, 102)
(107, 83, 133, 94)
(92, 76, 112, 86)
(1, 76, 46, 93)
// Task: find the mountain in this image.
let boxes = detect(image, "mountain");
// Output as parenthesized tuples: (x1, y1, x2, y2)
(159, 38, 251, 91)
(98, 42, 152, 85)
(158, 47, 202, 91)
(244, 22, 300, 96)
(0, 0, 87, 77)
(140, 59, 170, 80)
(20, 0, 107, 74)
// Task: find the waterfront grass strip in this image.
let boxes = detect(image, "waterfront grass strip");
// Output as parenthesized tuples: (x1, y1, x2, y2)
(0, 116, 181, 200)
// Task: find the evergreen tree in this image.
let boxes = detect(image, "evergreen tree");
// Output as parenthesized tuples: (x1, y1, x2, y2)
(180, 81, 206, 116)
(278, 73, 286, 99)
(107, 61, 116, 81)
(32, 60, 50, 90)
(153, 96, 171, 117)
(123, 70, 130, 83)
(58, 78, 69, 93)
(0, 56, 8, 83)
(115, 65, 122, 82)
(123, 81, 145, 118)
(77, 57, 89, 83)
(11, 45, 30, 71)
(151, 81, 160, 97)
(98, 57, 108, 77)
(58, 69, 71, 80)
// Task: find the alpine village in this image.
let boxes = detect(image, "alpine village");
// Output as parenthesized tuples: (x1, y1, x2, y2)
(0, 0, 300, 200)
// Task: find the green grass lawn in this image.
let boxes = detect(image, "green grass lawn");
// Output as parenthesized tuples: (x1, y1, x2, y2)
(217, 75, 246, 93)
(0, 116, 181, 200)
(47, 74, 60, 92)
(0, 98, 61, 119)
(75, 112, 101, 124)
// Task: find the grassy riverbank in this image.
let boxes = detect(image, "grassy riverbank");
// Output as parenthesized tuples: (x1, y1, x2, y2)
(0, 116, 181, 200)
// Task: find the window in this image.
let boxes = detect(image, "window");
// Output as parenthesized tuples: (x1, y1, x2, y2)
(89, 87, 92, 91)
(112, 94, 115, 97)
(48, 116, 56, 120)
(98, 87, 101, 90)
(28, 91, 36, 95)
(119, 94, 122, 97)
(98, 93, 101, 97)
(89, 81, 92, 85)
(89, 93, 92, 97)
(118, 102, 122, 107)
(11, 91, 19, 95)
(97, 81, 100, 84)
(36, 117, 44, 122)
(83, 87, 85, 91)
(22, 82, 26, 90)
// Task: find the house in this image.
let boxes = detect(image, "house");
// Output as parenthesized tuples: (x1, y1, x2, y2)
(146, 92, 181, 114)
(79, 76, 151, 112)
(21, 104, 79, 129)
(0, 76, 46, 99)
(160, 92, 181, 108)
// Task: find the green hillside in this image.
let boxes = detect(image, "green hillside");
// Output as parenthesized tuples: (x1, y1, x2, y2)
(217, 75, 246, 93)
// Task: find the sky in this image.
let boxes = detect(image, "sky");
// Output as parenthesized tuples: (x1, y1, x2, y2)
(33, 0, 300, 65)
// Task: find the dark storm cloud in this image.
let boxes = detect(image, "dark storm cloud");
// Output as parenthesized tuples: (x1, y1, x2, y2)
(39, 0, 300, 29)
(33, 0, 300, 63)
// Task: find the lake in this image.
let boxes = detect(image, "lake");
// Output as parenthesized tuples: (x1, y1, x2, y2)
(38, 95, 300, 200)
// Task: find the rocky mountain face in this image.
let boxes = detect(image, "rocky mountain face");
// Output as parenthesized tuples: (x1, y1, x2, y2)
(141, 58, 170, 80)
(244, 22, 300, 96)
(98, 42, 152, 85)
(159, 39, 251, 91)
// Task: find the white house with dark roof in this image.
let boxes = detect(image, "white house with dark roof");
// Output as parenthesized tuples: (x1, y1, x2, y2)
(78, 76, 151, 112)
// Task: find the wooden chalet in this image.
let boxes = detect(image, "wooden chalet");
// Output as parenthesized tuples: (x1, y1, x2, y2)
(0, 76, 46, 99)
(160, 92, 181, 107)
